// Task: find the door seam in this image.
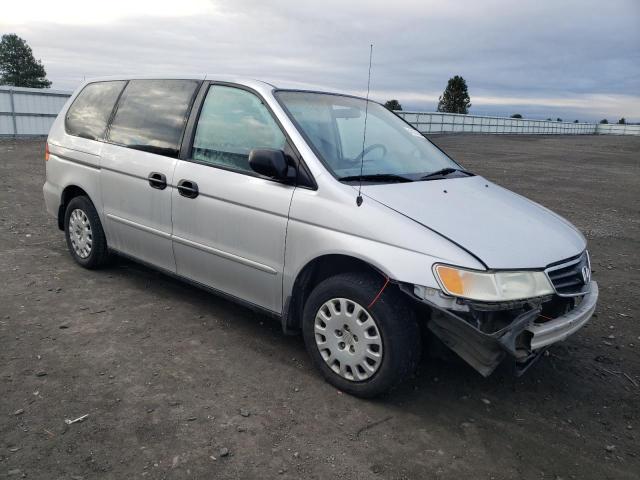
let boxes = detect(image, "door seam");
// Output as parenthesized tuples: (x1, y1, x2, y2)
(169, 159, 180, 273)
(281, 186, 297, 315)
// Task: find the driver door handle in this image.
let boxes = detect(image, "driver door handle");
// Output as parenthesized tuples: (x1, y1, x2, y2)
(177, 179, 199, 199)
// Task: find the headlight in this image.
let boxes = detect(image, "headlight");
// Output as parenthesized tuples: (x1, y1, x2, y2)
(433, 264, 554, 302)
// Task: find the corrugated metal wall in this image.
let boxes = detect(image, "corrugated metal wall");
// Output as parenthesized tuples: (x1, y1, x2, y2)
(0, 86, 71, 136)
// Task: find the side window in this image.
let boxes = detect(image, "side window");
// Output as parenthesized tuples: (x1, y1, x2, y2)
(108, 79, 199, 157)
(191, 85, 286, 173)
(65, 81, 126, 140)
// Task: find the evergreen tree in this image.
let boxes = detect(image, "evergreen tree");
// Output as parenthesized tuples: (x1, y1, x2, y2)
(0, 34, 51, 88)
(384, 99, 402, 111)
(436, 76, 471, 114)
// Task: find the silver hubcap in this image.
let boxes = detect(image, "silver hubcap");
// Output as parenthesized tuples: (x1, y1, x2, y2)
(314, 298, 383, 382)
(68, 209, 92, 259)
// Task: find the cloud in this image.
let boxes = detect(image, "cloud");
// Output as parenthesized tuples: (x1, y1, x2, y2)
(2, 0, 638, 121)
(2, 0, 216, 25)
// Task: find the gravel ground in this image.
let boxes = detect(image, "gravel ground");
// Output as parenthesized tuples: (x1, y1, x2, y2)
(1, 135, 639, 479)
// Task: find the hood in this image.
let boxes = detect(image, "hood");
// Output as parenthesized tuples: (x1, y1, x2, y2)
(362, 176, 586, 269)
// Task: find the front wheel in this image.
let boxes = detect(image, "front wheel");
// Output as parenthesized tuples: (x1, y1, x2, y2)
(302, 272, 421, 397)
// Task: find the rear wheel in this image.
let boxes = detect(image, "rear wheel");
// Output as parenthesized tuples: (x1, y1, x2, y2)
(64, 196, 109, 269)
(302, 272, 421, 397)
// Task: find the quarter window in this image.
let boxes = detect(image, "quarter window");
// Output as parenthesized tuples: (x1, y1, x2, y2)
(108, 79, 199, 157)
(65, 81, 126, 140)
(192, 85, 286, 172)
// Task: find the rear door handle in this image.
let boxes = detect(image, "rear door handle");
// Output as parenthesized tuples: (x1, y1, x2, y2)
(177, 179, 199, 199)
(148, 172, 167, 190)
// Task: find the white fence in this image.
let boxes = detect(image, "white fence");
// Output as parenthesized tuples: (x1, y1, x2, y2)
(595, 123, 640, 135)
(396, 111, 640, 136)
(1, 86, 638, 137)
(0, 86, 71, 137)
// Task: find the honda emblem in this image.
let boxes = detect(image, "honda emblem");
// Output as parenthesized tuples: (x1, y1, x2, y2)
(581, 265, 591, 284)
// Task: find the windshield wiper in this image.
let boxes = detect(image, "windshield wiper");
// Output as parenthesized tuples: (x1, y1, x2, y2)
(419, 167, 471, 181)
(338, 173, 414, 183)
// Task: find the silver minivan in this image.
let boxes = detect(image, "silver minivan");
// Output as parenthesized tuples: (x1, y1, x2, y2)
(44, 76, 598, 397)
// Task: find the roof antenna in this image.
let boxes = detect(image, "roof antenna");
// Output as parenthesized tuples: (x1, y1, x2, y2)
(356, 44, 373, 207)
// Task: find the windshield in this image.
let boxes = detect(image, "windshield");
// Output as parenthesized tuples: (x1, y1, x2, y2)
(275, 91, 461, 180)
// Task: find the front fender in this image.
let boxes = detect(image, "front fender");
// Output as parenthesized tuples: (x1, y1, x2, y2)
(283, 186, 483, 300)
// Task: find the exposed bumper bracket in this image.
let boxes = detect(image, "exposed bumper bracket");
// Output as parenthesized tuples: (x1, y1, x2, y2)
(427, 306, 541, 377)
(424, 281, 598, 377)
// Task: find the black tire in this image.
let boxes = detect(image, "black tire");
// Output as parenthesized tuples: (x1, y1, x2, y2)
(302, 272, 421, 398)
(64, 196, 109, 269)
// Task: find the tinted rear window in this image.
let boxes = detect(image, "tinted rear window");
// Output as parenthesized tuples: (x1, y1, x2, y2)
(107, 79, 199, 157)
(65, 81, 126, 140)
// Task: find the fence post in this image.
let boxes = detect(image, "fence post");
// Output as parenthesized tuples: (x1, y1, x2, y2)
(8, 89, 18, 137)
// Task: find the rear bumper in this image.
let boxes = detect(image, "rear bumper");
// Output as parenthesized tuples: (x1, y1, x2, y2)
(424, 282, 598, 376)
(43, 180, 59, 219)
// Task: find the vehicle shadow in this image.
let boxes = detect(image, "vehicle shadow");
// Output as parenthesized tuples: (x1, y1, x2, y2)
(103, 254, 606, 415)
(104, 254, 308, 354)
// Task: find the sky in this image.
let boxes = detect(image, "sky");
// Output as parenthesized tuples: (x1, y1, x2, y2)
(2, 0, 639, 122)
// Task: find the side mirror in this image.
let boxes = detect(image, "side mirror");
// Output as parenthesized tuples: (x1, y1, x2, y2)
(249, 149, 293, 180)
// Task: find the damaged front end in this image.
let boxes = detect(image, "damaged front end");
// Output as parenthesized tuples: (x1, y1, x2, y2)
(404, 280, 599, 377)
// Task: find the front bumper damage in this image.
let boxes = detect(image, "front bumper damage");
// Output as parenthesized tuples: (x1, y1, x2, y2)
(423, 282, 599, 376)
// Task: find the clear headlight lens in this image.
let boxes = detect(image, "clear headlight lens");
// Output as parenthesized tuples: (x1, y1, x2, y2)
(433, 264, 554, 302)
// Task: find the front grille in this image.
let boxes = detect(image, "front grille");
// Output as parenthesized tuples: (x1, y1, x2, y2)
(546, 252, 591, 297)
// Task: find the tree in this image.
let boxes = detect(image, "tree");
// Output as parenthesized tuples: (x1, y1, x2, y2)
(510, 113, 523, 118)
(384, 99, 402, 111)
(599, 119, 609, 124)
(0, 34, 51, 88)
(556, 118, 562, 122)
(574, 120, 579, 123)
(437, 75, 471, 114)
(617, 117, 626, 124)
(546, 118, 553, 121)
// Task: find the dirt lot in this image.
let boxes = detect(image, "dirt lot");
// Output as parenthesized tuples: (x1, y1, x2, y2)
(1, 135, 639, 479)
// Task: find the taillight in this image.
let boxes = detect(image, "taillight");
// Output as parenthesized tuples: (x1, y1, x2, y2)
(45, 142, 50, 161)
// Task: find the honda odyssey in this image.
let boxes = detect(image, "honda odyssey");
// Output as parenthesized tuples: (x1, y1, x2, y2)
(43, 76, 598, 397)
